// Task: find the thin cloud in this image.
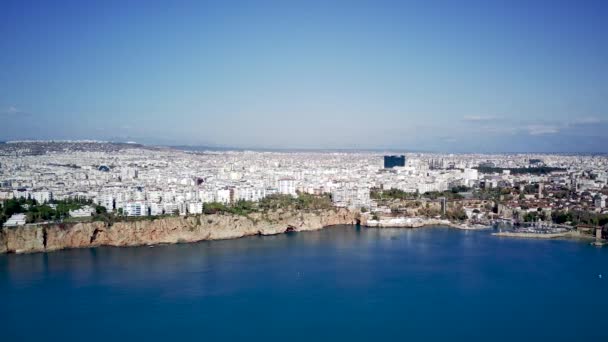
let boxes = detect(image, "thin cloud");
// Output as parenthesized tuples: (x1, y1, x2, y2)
(471, 115, 605, 137)
(526, 125, 559, 135)
(570, 117, 603, 125)
(439, 136, 458, 143)
(462, 115, 500, 122)
(1, 106, 29, 116)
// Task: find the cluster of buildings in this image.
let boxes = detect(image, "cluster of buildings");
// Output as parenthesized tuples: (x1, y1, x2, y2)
(1, 142, 607, 226)
(493, 169, 608, 221)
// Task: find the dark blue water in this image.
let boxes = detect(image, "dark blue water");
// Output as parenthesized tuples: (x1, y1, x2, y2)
(1, 226, 607, 341)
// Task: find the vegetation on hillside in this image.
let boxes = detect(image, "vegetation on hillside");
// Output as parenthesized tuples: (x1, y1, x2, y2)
(0, 197, 104, 225)
(1, 193, 337, 227)
(473, 187, 512, 201)
(205, 193, 334, 216)
(550, 210, 608, 226)
(370, 187, 466, 201)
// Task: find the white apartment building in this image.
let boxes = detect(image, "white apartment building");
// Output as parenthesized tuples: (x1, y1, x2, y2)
(4, 213, 27, 226)
(198, 190, 215, 203)
(416, 181, 448, 194)
(13, 189, 30, 199)
(332, 186, 371, 209)
(463, 168, 478, 185)
(188, 202, 203, 214)
(96, 194, 115, 212)
(147, 191, 162, 203)
(278, 178, 296, 196)
(163, 202, 178, 215)
(215, 189, 231, 204)
(595, 194, 606, 209)
(235, 187, 266, 202)
(69, 205, 95, 218)
(32, 190, 53, 204)
(121, 167, 138, 180)
(150, 202, 163, 216)
(124, 201, 148, 216)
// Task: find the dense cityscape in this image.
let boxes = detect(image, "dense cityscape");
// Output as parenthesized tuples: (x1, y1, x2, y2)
(2, 0, 607, 340)
(1, 141, 606, 239)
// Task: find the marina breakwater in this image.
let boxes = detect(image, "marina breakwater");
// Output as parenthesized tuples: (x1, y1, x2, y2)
(364, 217, 453, 228)
(364, 216, 489, 230)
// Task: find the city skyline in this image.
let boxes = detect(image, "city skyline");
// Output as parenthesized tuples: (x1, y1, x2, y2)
(1, 0, 607, 152)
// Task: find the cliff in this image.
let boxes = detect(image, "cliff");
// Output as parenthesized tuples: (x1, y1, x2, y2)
(0, 208, 358, 254)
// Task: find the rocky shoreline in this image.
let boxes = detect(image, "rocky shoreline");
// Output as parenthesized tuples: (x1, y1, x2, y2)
(0, 208, 358, 254)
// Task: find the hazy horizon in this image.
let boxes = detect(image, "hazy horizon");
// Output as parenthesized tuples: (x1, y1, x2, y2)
(1, 0, 607, 153)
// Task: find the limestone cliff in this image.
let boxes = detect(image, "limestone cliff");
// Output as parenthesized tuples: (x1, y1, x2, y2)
(1, 208, 358, 254)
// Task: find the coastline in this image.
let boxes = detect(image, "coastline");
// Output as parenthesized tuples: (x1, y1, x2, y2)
(0, 208, 358, 254)
(3, 211, 602, 254)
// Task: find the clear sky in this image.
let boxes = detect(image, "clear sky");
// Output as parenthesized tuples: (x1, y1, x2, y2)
(1, 0, 607, 152)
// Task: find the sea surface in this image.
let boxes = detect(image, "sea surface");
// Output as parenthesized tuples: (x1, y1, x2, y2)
(1, 226, 607, 341)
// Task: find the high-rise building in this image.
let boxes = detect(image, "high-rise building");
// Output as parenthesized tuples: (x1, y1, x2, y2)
(384, 155, 406, 169)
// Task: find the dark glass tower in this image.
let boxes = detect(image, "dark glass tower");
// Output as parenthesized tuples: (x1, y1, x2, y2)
(384, 155, 405, 168)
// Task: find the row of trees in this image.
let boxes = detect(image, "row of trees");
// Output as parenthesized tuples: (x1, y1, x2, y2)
(551, 210, 608, 226)
(517, 209, 608, 226)
(202, 200, 256, 216)
(371, 187, 467, 201)
(201, 193, 334, 217)
(371, 188, 417, 200)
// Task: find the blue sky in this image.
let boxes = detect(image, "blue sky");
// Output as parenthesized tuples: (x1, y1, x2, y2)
(1, 0, 607, 152)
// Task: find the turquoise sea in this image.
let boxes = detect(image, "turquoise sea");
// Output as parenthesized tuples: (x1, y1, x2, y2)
(1, 226, 607, 341)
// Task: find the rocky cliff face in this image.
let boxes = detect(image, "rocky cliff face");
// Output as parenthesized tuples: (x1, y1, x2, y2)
(1, 208, 358, 254)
